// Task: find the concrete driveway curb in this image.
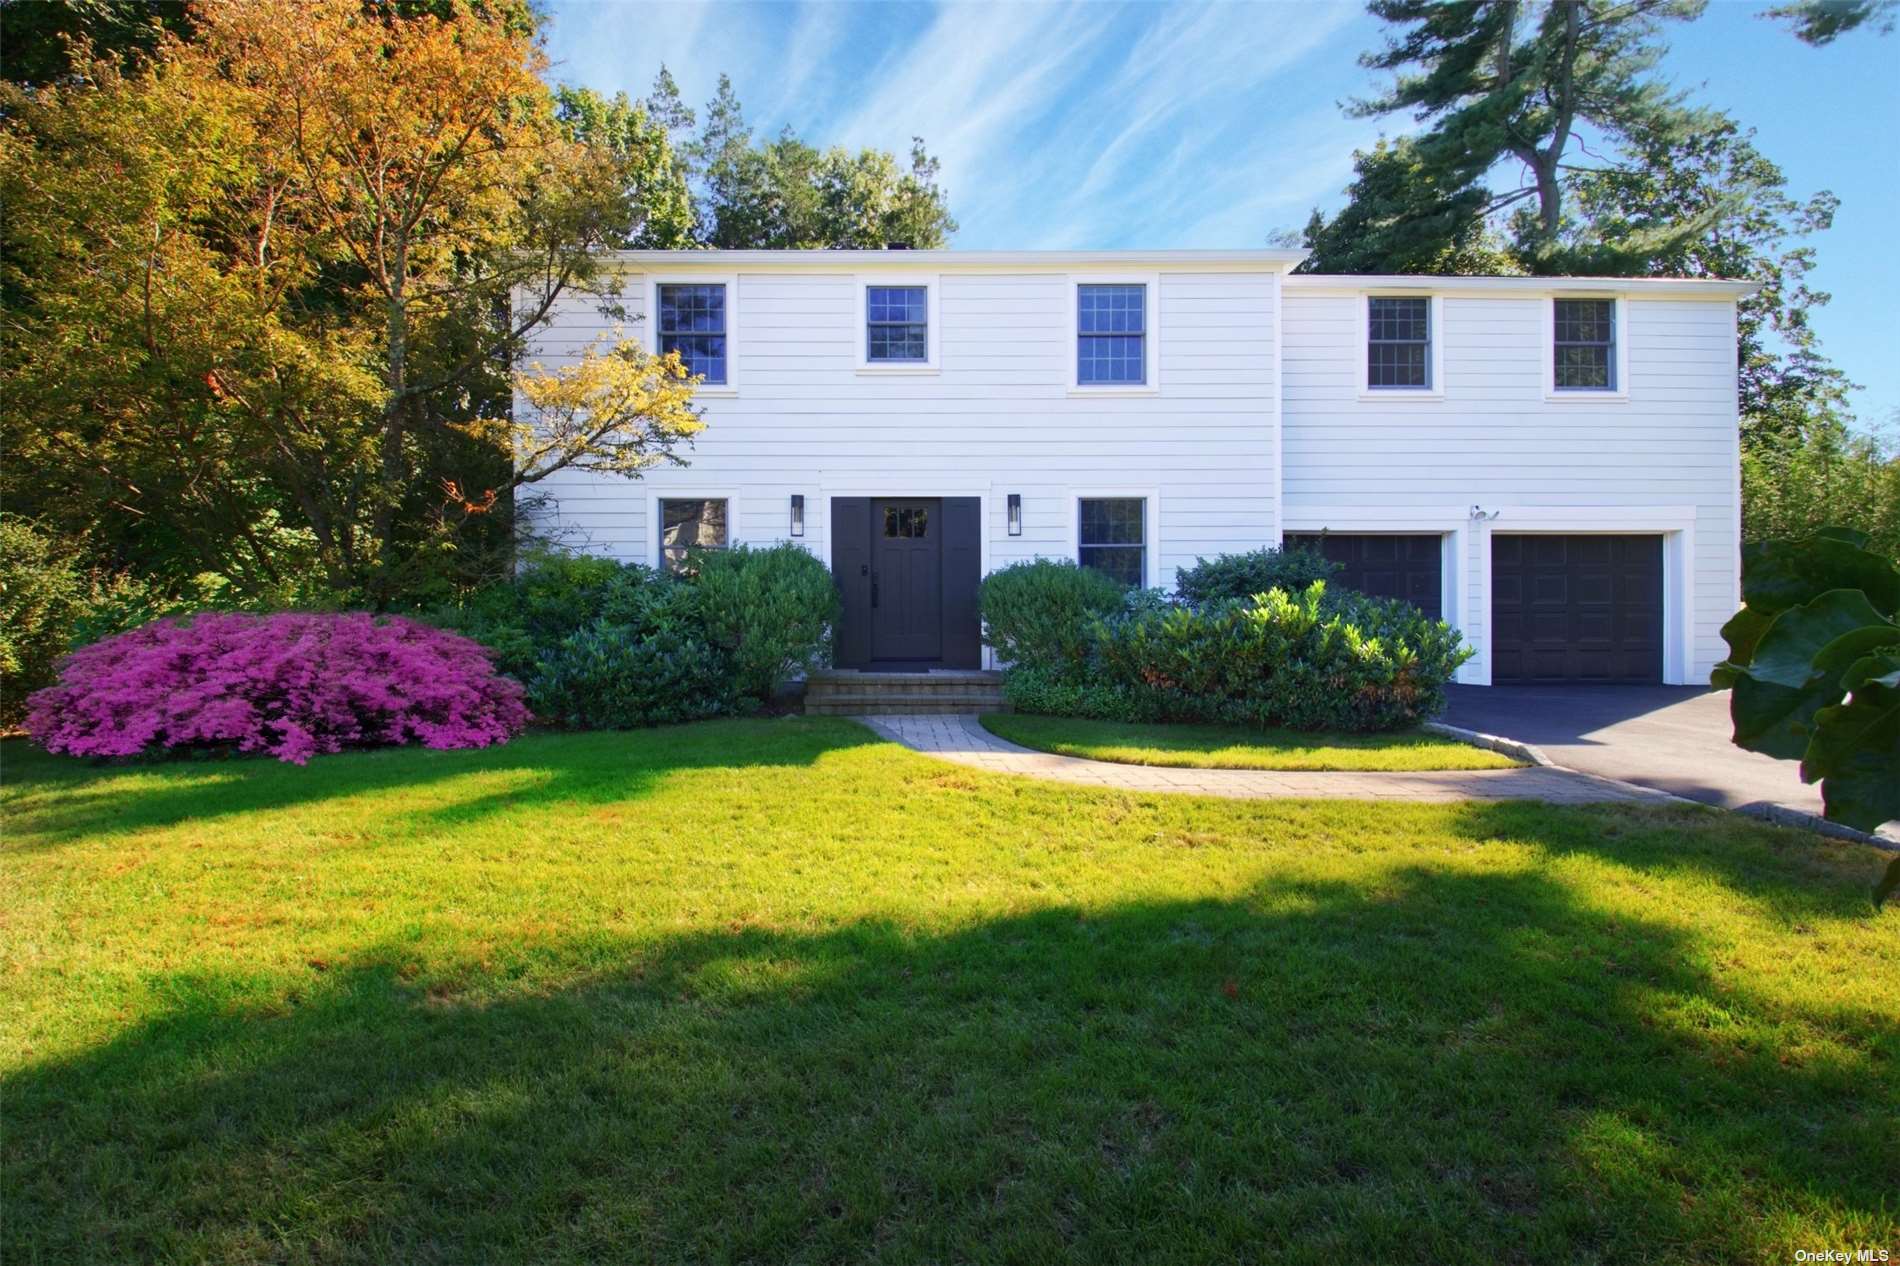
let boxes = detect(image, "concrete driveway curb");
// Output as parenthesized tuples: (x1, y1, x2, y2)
(1422, 721, 1554, 769)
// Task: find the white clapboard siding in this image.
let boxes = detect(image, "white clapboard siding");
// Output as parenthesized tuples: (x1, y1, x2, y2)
(1282, 288, 1741, 684)
(525, 266, 1280, 591)
(523, 253, 1746, 687)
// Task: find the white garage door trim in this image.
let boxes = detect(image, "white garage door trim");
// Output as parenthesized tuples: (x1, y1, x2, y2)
(1472, 506, 1696, 686)
(1281, 505, 1470, 680)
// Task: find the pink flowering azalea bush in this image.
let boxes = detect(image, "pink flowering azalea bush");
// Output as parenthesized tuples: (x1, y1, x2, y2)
(25, 612, 529, 765)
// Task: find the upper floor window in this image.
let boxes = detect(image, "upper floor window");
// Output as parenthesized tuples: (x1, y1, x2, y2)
(1077, 284, 1147, 385)
(1553, 298, 1615, 391)
(866, 286, 928, 363)
(1368, 296, 1431, 389)
(660, 497, 728, 572)
(1078, 497, 1146, 586)
(658, 284, 728, 384)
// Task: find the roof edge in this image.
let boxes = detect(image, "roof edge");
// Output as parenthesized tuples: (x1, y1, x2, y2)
(603, 248, 1310, 270)
(1284, 273, 1759, 297)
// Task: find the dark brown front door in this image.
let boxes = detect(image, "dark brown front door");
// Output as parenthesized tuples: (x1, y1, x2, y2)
(872, 499, 943, 662)
(1491, 534, 1664, 683)
(830, 497, 981, 670)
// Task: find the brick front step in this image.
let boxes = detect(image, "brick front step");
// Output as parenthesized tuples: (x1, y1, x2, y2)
(802, 668, 1007, 716)
(806, 701, 1010, 716)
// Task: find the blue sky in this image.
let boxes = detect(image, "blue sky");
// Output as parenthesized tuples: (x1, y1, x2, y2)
(544, 0, 1900, 425)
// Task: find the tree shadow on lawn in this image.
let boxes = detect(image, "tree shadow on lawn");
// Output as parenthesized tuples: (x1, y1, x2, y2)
(0, 718, 888, 850)
(7, 854, 1893, 1263)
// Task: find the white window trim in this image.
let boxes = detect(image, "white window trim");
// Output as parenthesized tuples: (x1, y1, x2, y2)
(1068, 489, 1163, 589)
(1358, 293, 1445, 401)
(645, 273, 740, 395)
(648, 491, 741, 569)
(1066, 273, 1161, 395)
(854, 274, 941, 374)
(1543, 293, 1629, 402)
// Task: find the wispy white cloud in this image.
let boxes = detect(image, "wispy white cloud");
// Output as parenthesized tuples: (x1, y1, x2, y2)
(543, 0, 1387, 247)
(831, 3, 1125, 188)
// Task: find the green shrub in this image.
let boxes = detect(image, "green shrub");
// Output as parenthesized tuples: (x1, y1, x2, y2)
(67, 570, 314, 649)
(0, 518, 88, 725)
(1174, 546, 1339, 607)
(998, 663, 1160, 723)
(423, 553, 652, 681)
(423, 545, 836, 722)
(1092, 583, 1470, 731)
(528, 618, 737, 729)
(690, 544, 839, 703)
(979, 560, 1125, 669)
(1000, 580, 1470, 733)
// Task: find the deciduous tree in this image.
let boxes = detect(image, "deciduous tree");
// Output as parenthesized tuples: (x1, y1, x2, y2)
(1, 0, 697, 603)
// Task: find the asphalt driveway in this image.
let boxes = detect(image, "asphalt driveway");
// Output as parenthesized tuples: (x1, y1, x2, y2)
(1440, 684, 1845, 822)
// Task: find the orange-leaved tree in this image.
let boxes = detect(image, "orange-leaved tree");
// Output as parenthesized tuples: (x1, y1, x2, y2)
(1, 0, 699, 604)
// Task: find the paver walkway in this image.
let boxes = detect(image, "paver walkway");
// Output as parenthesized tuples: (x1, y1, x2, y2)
(858, 714, 1676, 805)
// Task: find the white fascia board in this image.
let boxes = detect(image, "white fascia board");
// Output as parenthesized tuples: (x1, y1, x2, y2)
(606, 248, 1308, 273)
(1284, 274, 1760, 300)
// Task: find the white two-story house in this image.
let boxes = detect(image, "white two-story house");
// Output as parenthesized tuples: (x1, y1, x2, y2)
(526, 249, 1754, 686)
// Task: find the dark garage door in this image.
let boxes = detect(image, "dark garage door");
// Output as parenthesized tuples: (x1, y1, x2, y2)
(1285, 533, 1443, 620)
(1491, 534, 1663, 683)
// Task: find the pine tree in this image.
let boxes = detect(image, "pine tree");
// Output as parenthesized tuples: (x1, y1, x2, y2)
(1311, 0, 1711, 274)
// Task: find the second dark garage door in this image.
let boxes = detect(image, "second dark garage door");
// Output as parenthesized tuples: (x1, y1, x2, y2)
(1491, 534, 1663, 683)
(1284, 533, 1443, 619)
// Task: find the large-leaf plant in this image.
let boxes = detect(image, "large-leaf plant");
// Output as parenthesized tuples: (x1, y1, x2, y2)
(1712, 527, 1900, 906)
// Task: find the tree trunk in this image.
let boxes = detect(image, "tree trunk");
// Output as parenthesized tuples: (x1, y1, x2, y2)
(1533, 0, 1584, 253)
(373, 232, 410, 602)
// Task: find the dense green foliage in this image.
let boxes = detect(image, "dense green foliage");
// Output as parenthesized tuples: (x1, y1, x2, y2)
(7, 722, 1894, 1260)
(1743, 424, 1900, 562)
(1174, 545, 1340, 608)
(675, 73, 956, 250)
(1712, 529, 1900, 879)
(977, 560, 1127, 671)
(1091, 585, 1472, 732)
(689, 543, 840, 702)
(527, 618, 737, 729)
(1304, 0, 1711, 273)
(0, 8, 956, 617)
(1767, 0, 1896, 43)
(1297, 2, 1877, 554)
(0, 517, 88, 725)
(988, 560, 1470, 733)
(425, 547, 834, 727)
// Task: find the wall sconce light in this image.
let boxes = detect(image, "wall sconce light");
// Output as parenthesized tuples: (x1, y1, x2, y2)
(1007, 493, 1022, 536)
(790, 494, 805, 537)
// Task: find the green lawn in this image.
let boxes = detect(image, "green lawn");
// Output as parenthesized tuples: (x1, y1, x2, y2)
(4, 719, 1896, 1263)
(982, 712, 1524, 771)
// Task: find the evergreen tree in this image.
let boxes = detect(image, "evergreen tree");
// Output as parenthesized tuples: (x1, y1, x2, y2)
(1564, 114, 1851, 444)
(686, 75, 956, 250)
(1767, 0, 1895, 43)
(554, 86, 696, 248)
(1312, 0, 1710, 274)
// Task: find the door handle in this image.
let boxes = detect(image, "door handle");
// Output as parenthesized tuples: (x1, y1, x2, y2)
(870, 569, 879, 608)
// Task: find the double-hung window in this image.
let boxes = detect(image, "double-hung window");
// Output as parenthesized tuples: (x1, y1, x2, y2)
(660, 498, 728, 572)
(1368, 296, 1431, 389)
(866, 286, 928, 363)
(1078, 497, 1146, 586)
(1077, 284, 1147, 385)
(658, 283, 728, 385)
(1553, 298, 1616, 391)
